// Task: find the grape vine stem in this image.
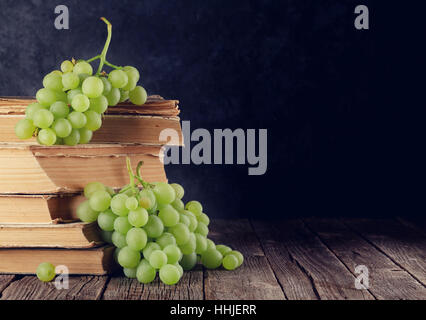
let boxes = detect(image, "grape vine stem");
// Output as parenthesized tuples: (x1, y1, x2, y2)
(96, 17, 113, 75)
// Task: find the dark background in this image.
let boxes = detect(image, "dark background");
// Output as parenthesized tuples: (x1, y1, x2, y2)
(0, 0, 424, 219)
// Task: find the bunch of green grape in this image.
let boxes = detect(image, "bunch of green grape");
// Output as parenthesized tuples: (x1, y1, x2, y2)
(76, 159, 244, 286)
(15, 18, 148, 146)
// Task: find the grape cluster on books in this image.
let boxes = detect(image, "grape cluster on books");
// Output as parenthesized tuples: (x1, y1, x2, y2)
(74, 160, 243, 285)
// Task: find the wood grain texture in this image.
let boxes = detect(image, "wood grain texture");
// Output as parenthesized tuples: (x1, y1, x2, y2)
(0, 276, 108, 300)
(205, 219, 285, 300)
(305, 218, 426, 300)
(253, 220, 374, 300)
(0, 275, 16, 294)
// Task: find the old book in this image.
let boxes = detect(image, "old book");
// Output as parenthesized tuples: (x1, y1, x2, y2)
(0, 96, 183, 145)
(0, 143, 167, 193)
(0, 222, 102, 248)
(0, 246, 116, 275)
(0, 193, 84, 224)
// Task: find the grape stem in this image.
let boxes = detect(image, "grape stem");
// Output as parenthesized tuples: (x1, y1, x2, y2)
(96, 17, 113, 75)
(126, 157, 138, 196)
(104, 60, 122, 70)
(86, 55, 101, 63)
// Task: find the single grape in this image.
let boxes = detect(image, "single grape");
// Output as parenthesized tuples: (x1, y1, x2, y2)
(179, 232, 196, 255)
(216, 245, 232, 257)
(195, 222, 209, 237)
(227, 250, 244, 267)
(128, 207, 149, 228)
(100, 77, 112, 95)
(108, 69, 129, 89)
(61, 60, 74, 73)
(183, 211, 198, 232)
(67, 88, 83, 104)
(43, 73, 63, 91)
(123, 267, 137, 279)
(112, 231, 127, 248)
(197, 213, 210, 226)
(82, 76, 104, 98)
(100, 230, 113, 243)
(36, 262, 56, 282)
(179, 213, 190, 227)
(222, 254, 239, 271)
(110, 194, 129, 216)
(159, 264, 180, 285)
(129, 86, 147, 105)
(139, 188, 156, 210)
(125, 197, 139, 211)
(55, 137, 64, 145)
(73, 61, 93, 75)
(179, 253, 197, 271)
(126, 227, 148, 251)
(50, 101, 70, 119)
(50, 70, 62, 76)
(201, 249, 223, 269)
(77, 200, 99, 222)
(144, 215, 164, 238)
(114, 216, 132, 234)
(163, 245, 182, 265)
(149, 250, 168, 269)
(62, 72, 80, 90)
(38, 128, 57, 146)
(89, 190, 111, 212)
(52, 118, 72, 138)
(123, 66, 140, 83)
(67, 111, 87, 129)
(175, 263, 184, 278)
(170, 183, 185, 200)
(172, 198, 185, 211)
(206, 239, 216, 251)
(36, 88, 56, 106)
(72, 94, 90, 112)
(156, 232, 177, 249)
(84, 182, 105, 198)
(25, 103, 45, 120)
(185, 201, 203, 216)
(54, 90, 68, 103)
(169, 223, 190, 246)
(63, 128, 80, 146)
(79, 128, 93, 144)
(105, 87, 121, 106)
(118, 246, 141, 269)
(153, 182, 176, 205)
(97, 210, 117, 232)
(89, 95, 108, 114)
(15, 119, 35, 140)
(142, 242, 161, 260)
(119, 89, 129, 102)
(136, 259, 156, 284)
(33, 109, 54, 128)
(84, 110, 102, 131)
(195, 233, 208, 254)
(158, 204, 180, 227)
(122, 77, 137, 92)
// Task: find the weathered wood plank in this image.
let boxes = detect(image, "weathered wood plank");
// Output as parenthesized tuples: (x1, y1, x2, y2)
(305, 218, 426, 300)
(103, 266, 203, 300)
(345, 219, 426, 286)
(0, 276, 108, 300)
(253, 220, 374, 300)
(205, 219, 286, 300)
(0, 275, 16, 294)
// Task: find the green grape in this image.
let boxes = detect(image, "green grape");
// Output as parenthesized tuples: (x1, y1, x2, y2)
(38, 128, 57, 146)
(175, 263, 184, 278)
(139, 188, 156, 210)
(216, 245, 232, 257)
(179, 213, 190, 227)
(153, 182, 176, 205)
(79, 73, 90, 83)
(227, 250, 244, 267)
(89, 95, 108, 114)
(73, 61, 93, 75)
(125, 197, 139, 211)
(25, 103, 45, 120)
(170, 183, 185, 199)
(101, 77, 112, 95)
(180, 253, 197, 271)
(195, 233, 208, 254)
(108, 69, 129, 89)
(114, 216, 132, 234)
(126, 227, 148, 251)
(72, 94, 90, 112)
(55, 137, 64, 145)
(179, 232, 196, 255)
(84, 182, 105, 198)
(123, 267, 137, 279)
(84, 110, 102, 131)
(82, 76, 104, 98)
(222, 254, 239, 271)
(129, 86, 147, 105)
(201, 249, 223, 269)
(142, 242, 161, 260)
(159, 264, 180, 285)
(197, 213, 210, 226)
(36, 262, 56, 282)
(171, 198, 185, 211)
(149, 250, 167, 269)
(183, 211, 198, 232)
(52, 119, 72, 138)
(43, 73, 63, 91)
(61, 60, 74, 73)
(122, 77, 137, 92)
(100, 230, 113, 243)
(67, 88, 82, 104)
(79, 128, 93, 144)
(195, 222, 209, 237)
(156, 232, 176, 249)
(119, 89, 129, 102)
(118, 246, 141, 269)
(163, 245, 182, 265)
(15, 119, 35, 140)
(123, 66, 140, 83)
(112, 231, 127, 248)
(158, 204, 180, 227)
(77, 200, 99, 222)
(169, 223, 190, 246)
(144, 215, 164, 238)
(105, 87, 121, 106)
(206, 239, 216, 251)
(89, 190, 111, 212)
(128, 207, 149, 228)
(136, 259, 156, 284)
(67, 111, 87, 129)
(62, 72, 80, 90)
(63, 128, 80, 146)
(105, 186, 115, 196)
(36, 88, 56, 106)
(110, 194, 129, 216)
(50, 70, 63, 76)
(33, 109, 54, 129)
(50, 101, 70, 119)
(97, 210, 117, 232)
(54, 90, 68, 103)
(185, 201, 203, 216)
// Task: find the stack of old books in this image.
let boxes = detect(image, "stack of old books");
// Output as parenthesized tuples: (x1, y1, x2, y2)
(0, 96, 182, 275)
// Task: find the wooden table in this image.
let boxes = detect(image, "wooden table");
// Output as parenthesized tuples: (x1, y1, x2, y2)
(0, 218, 425, 300)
